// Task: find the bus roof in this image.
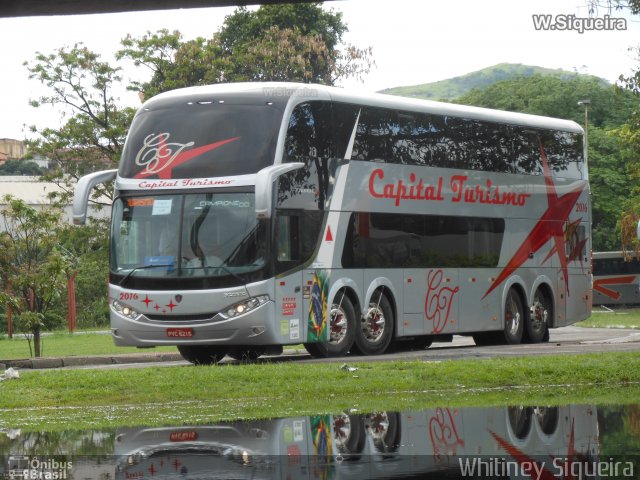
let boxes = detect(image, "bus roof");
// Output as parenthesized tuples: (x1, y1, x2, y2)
(144, 82, 584, 134)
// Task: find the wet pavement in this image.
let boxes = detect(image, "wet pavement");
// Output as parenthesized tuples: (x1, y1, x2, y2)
(1, 403, 638, 479)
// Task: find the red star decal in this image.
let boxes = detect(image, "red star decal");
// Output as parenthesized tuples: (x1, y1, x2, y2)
(166, 300, 177, 312)
(172, 458, 182, 471)
(148, 463, 156, 477)
(489, 419, 585, 480)
(154, 303, 161, 311)
(483, 142, 586, 299)
(142, 295, 153, 308)
(134, 136, 240, 179)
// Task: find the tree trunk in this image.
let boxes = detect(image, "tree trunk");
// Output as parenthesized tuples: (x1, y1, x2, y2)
(33, 323, 41, 358)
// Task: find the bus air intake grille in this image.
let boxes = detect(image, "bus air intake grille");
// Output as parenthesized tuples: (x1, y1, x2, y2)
(145, 313, 216, 322)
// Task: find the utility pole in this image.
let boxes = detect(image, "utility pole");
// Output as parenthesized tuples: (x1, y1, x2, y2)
(577, 99, 590, 167)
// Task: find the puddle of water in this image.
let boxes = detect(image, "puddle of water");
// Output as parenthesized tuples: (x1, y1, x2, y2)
(1, 404, 639, 479)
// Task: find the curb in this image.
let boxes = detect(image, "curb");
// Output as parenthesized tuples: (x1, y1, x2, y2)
(0, 352, 184, 370)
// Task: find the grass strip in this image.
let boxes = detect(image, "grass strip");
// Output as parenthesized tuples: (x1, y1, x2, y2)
(579, 308, 640, 329)
(0, 332, 174, 360)
(1, 352, 639, 431)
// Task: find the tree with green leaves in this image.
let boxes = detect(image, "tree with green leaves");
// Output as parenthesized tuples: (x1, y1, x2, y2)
(23, 44, 135, 205)
(615, 49, 640, 255)
(458, 74, 638, 251)
(117, 3, 373, 99)
(0, 159, 44, 176)
(0, 196, 71, 357)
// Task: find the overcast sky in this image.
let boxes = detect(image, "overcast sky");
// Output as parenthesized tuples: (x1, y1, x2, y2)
(0, 0, 638, 140)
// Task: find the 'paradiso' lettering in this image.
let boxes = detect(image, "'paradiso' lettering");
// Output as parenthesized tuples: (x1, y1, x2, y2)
(368, 169, 531, 207)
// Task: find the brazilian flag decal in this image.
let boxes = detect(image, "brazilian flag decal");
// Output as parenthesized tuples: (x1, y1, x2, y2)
(311, 415, 333, 457)
(307, 271, 328, 342)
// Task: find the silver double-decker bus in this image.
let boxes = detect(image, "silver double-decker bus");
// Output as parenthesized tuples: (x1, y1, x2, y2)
(73, 82, 592, 364)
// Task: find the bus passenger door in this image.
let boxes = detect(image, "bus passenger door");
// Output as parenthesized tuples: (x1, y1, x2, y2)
(404, 268, 460, 335)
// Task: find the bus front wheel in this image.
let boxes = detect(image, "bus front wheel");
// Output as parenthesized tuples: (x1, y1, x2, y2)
(177, 345, 228, 365)
(307, 292, 356, 357)
(227, 346, 265, 362)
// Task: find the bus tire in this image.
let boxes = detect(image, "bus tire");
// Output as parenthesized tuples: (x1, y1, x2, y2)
(365, 411, 401, 456)
(227, 346, 265, 362)
(503, 288, 524, 344)
(354, 292, 394, 356)
(303, 342, 323, 357)
(177, 345, 228, 365)
(333, 413, 366, 460)
(472, 332, 495, 346)
(313, 292, 356, 357)
(527, 289, 551, 343)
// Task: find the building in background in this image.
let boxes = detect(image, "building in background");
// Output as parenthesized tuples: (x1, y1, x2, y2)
(0, 176, 110, 227)
(0, 138, 26, 165)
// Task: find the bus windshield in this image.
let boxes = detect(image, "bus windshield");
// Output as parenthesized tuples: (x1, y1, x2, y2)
(110, 192, 266, 283)
(118, 99, 283, 179)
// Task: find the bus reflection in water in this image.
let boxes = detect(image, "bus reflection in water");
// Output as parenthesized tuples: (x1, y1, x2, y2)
(115, 405, 599, 479)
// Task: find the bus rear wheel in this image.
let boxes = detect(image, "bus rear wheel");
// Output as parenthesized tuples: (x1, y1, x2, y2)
(527, 289, 551, 343)
(353, 292, 394, 356)
(177, 345, 228, 365)
(503, 288, 524, 344)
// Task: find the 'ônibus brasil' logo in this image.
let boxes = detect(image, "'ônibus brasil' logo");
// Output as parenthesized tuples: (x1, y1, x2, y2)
(134, 133, 239, 179)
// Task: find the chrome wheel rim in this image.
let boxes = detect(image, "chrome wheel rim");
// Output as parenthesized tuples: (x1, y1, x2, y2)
(506, 294, 521, 337)
(530, 295, 548, 333)
(329, 304, 348, 345)
(361, 303, 386, 343)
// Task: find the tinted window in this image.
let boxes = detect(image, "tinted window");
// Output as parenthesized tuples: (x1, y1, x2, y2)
(276, 209, 324, 274)
(284, 101, 335, 162)
(119, 98, 283, 179)
(337, 102, 584, 178)
(342, 212, 504, 268)
(352, 107, 394, 163)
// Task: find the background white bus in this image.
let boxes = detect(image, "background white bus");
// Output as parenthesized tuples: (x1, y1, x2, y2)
(592, 251, 640, 306)
(73, 82, 591, 364)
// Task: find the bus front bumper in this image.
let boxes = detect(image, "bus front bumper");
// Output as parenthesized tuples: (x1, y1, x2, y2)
(110, 300, 279, 347)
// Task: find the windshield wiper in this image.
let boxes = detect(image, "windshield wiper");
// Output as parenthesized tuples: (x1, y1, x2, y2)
(182, 261, 247, 285)
(118, 263, 175, 286)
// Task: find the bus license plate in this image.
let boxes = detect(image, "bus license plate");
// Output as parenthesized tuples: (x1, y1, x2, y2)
(166, 328, 194, 338)
(170, 431, 198, 442)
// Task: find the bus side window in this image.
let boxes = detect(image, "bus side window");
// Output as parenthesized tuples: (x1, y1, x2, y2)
(284, 101, 334, 162)
(277, 214, 300, 263)
(276, 210, 324, 274)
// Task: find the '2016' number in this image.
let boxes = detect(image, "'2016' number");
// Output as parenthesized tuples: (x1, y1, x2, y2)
(576, 203, 588, 213)
(119, 292, 139, 301)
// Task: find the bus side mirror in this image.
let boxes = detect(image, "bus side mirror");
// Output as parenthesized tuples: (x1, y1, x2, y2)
(255, 163, 304, 219)
(72, 169, 117, 225)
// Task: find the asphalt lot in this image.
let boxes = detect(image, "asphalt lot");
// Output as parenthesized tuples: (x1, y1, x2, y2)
(4, 325, 637, 371)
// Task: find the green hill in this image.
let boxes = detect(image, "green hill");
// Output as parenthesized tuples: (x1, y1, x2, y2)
(380, 63, 608, 101)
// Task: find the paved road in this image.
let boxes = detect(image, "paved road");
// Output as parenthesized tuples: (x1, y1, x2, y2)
(41, 325, 640, 371)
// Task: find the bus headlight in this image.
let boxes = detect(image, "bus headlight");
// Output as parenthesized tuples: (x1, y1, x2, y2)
(112, 299, 140, 320)
(220, 295, 270, 319)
